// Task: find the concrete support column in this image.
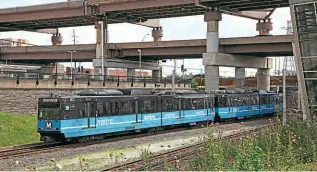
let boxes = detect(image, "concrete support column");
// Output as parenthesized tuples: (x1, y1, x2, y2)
(152, 69, 162, 83)
(205, 66, 220, 91)
(127, 68, 135, 82)
(257, 68, 270, 90)
(51, 30, 62, 46)
(256, 19, 273, 36)
(127, 69, 135, 77)
(152, 27, 163, 42)
(203, 11, 222, 93)
(95, 20, 108, 76)
(235, 67, 245, 88)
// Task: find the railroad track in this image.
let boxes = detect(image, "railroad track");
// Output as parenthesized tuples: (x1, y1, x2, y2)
(0, 142, 65, 160)
(102, 123, 275, 171)
(0, 116, 274, 160)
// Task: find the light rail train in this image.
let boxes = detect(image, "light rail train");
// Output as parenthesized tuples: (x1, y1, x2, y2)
(37, 88, 282, 142)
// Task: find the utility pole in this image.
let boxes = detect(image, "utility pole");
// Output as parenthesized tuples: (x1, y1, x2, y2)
(71, 29, 79, 69)
(138, 49, 142, 77)
(283, 68, 287, 125)
(172, 59, 176, 92)
(101, 20, 105, 76)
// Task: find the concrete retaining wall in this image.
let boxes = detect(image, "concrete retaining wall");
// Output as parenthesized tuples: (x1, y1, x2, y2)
(0, 80, 190, 115)
(0, 89, 77, 115)
(0, 79, 191, 89)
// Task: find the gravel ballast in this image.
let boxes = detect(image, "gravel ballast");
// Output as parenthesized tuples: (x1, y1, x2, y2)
(0, 118, 273, 171)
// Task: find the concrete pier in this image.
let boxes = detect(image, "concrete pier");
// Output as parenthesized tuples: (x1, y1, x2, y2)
(235, 67, 245, 88)
(257, 68, 270, 90)
(203, 11, 222, 93)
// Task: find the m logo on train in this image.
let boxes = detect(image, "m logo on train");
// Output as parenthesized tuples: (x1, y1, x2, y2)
(45, 121, 52, 129)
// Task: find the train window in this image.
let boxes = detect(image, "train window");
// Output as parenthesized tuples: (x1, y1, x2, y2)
(164, 99, 175, 112)
(62, 103, 76, 119)
(89, 103, 96, 118)
(131, 101, 136, 114)
(192, 98, 205, 109)
(232, 98, 237, 107)
(233, 96, 246, 107)
(101, 102, 109, 116)
(218, 96, 228, 107)
(79, 110, 84, 118)
(110, 101, 120, 116)
(242, 97, 248, 106)
(38, 102, 61, 120)
(209, 97, 214, 108)
(183, 99, 193, 110)
(260, 96, 268, 104)
(122, 101, 131, 115)
(39, 108, 60, 120)
(249, 96, 258, 105)
(141, 100, 156, 114)
(97, 102, 104, 116)
(174, 99, 180, 110)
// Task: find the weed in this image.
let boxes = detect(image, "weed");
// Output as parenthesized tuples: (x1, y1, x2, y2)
(190, 116, 317, 171)
(139, 144, 153, 170)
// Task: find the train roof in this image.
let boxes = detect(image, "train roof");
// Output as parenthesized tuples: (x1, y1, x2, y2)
(77, 89, 123, 96)
(118, 88, 153, 95)
(76, 88, 198, 97)
(213, 88, 279, 95)
(155, 89, 198, 95)
(176, 94, 211, 98)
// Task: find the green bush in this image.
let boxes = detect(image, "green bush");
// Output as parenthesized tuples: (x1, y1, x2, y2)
(191, 117, 317, 171)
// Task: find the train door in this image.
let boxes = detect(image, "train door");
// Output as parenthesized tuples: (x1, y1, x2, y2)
(228, 95, 233, 114)
(247, 95, 251, 112)
(210, 95, 215, 115)
(135, 100, 142, 123)
(178, 98, 185, 119)
(205, 96, 212, 116)
(84, 100, 97, 128)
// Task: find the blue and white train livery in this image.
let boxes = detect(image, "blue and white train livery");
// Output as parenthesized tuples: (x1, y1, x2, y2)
(37, 88, 282, 142)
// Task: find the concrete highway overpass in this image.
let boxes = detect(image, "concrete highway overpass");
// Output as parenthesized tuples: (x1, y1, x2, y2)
(0, 35, 293, 64)
(0, 0, 289, 32)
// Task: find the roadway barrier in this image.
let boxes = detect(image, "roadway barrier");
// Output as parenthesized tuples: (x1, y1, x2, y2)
(0, 71, 191, 89)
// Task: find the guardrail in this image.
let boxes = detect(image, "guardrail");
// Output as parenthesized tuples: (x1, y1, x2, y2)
(0, 71, 191, 88)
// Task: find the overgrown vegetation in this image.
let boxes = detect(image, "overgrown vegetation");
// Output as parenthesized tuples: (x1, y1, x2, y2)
(0, 112, 39, 147)
(190, 116, 317, 171)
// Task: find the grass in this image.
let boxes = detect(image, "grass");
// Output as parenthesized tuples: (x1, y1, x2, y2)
(189, 115, 317, 171)
(0, 112, 39, 147)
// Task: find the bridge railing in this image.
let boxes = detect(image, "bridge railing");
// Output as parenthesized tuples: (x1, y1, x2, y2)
(0, 71, 191, 88)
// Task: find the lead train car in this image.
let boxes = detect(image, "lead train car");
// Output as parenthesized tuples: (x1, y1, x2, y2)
(37, 89, 282, 142)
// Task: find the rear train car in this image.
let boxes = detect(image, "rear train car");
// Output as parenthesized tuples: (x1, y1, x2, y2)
(214, 89, 282, 121)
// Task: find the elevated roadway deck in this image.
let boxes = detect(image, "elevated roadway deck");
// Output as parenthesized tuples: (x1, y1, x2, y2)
(0, 35, 293, 63)
(0, 0, 289, 32)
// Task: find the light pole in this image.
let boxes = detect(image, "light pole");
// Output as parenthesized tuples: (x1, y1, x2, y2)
(68, 50, 77, 76)
(101, 20, 105, 76)
(137, 33, 150, 78)
(172, 59, 176, 92)
(283, 69, 286, 125)
(138, 49, 142, 77)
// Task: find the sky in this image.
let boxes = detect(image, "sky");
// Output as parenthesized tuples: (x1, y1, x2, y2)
(0, 0, 292, 77)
